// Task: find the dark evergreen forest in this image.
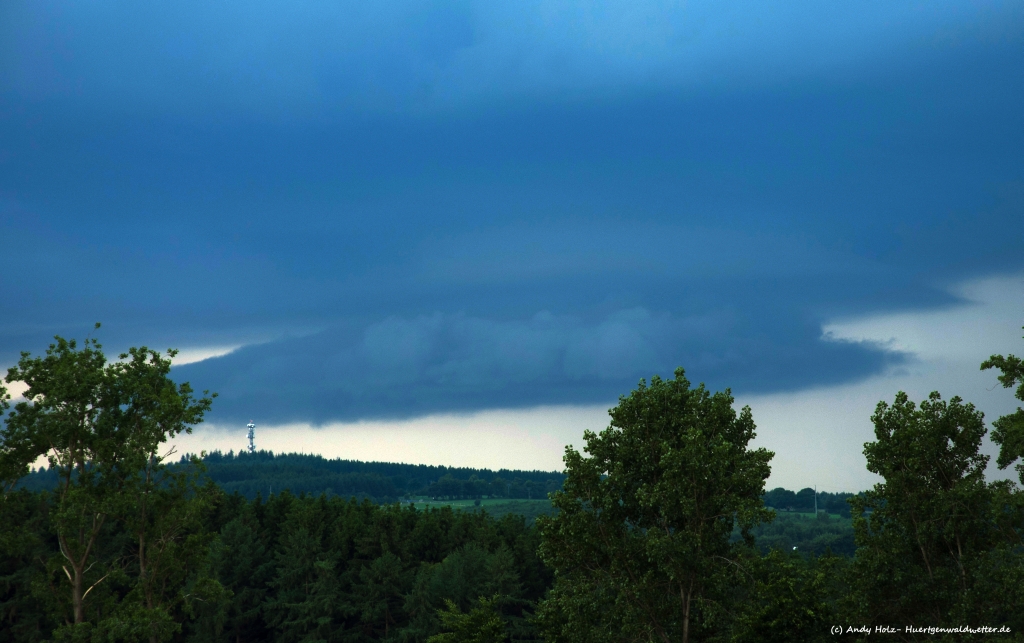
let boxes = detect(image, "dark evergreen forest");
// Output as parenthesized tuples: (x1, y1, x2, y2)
(1, 486, 553, 642)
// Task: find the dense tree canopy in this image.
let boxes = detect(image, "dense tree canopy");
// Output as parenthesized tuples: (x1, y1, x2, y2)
(1, 331, 218, 641)
(536, 369, 773, 643)
(982, 326, 1024, 485)
(849, 391, 1024, 637)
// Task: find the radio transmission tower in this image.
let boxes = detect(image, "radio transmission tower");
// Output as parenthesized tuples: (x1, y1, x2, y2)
(246, 421, 256, 454)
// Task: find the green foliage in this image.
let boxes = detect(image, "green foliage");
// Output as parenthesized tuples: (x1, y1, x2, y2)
(360, 551, 409, 639)
(106, 460, 226, 643)
(427, 597, 505, 643)
(537, 368, 773, 643)
(763, 487, 856, 517)
(475, 501, 553, 527)
(849, 391, 1024, 633)
(403, 539, 533, 642)
(742, 511, 856, 558)
(174, 451, 565, 504)
(2, 333, 112, 619)
(200, 505, 273, 642)
(1, 331, 221, 640)
(172, 492, 552, 643)
(982, 325, 1024, 484)
(732, 550, 845, 643)
(0, 377, 15, 499)
(0, 489, 57, 642)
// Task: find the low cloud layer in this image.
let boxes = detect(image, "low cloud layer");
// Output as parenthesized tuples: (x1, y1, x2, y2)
(175, 308, 903, 424)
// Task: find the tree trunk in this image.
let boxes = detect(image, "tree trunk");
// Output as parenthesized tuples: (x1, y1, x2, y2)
(681, 577, 693, 643)
(72, 565, 85, 624)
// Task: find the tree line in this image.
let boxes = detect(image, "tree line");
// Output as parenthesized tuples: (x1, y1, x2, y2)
(762, 487, 856, 518)
(194, 451, 565, 503)
(191, 451, 564, 503)
(20, 451, 565, 505)
(21, 450, 841, 509)
(1, 324, 1023, 641)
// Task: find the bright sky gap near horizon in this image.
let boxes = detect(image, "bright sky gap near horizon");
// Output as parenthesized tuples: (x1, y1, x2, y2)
(2, 1, 1022, 491)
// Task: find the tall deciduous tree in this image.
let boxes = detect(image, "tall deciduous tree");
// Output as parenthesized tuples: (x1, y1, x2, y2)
(1, 330, 215, 635)
(536, 368, 773, 643)
(982, 325, 1024, 485)
(850, 391, 1024, 631)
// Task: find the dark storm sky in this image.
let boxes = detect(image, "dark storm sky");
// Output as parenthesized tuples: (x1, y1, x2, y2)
(2, 1, 1022, 423)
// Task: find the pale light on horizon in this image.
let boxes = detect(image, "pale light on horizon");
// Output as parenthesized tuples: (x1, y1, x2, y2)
(170, 405, 603, 474)
(170, 345, 242, 366)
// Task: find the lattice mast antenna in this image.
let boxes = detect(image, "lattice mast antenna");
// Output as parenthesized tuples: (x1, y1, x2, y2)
(246, 421, 256, 454)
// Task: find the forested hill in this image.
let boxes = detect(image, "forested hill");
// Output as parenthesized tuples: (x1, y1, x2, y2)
(197, 450, 567, 502)
(21, 449, 857, 517)
(20, 450, 567, 503)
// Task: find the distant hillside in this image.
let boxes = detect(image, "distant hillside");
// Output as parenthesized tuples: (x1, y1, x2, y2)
(195, 450, 567, 502)
(763, 486, 856, 518)
(17, 450, 566, 504)
(18, 451, 858, 521)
